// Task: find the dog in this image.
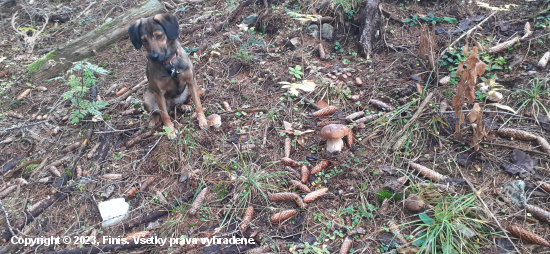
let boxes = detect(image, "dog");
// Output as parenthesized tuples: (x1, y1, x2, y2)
(128, 13, 208, 139)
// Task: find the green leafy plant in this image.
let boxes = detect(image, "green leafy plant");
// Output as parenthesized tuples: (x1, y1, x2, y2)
(334, 42, 344, 53)
(420, 13, 458, 25)
(232, 50, 254, 65)
(404, 15, 419, 26)
(410, 193, 490, 253)
(62, 61, 109, 124)
(289, 65, 304, 79)
(535, 14, 550, 29)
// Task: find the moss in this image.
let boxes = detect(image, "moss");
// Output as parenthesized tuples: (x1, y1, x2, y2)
(27, 50, 57, 74)
(377, 189, 403, 203)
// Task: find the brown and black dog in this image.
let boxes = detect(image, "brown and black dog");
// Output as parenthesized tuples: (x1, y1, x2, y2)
(128, 13, 207, 139)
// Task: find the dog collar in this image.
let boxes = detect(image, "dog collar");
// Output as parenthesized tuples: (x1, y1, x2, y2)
(162, 49, 178, 65)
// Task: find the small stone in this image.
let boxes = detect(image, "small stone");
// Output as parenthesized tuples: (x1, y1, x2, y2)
(242, 15, 258, 24)
(321, 24, 334, 40)
(290, 37, 300, 46)
(355, 77, 363, 86)
(521, 71, 537, 76)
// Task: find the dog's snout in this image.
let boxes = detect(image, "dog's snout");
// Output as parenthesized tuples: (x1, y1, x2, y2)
(150, 53, 159, 61)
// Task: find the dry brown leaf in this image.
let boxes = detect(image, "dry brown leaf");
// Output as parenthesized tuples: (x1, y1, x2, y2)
(310, 160, 330, 175)
(189, 187, 208, 216)
(508, 224, 550, 247)
(317, 100, 329, 109)
(409, 163, 446, 182)
(283, 121, 293, 131)
(300, 165, 309, 184)
(240, 206, 254, 232)
(468, 103, 487, 151)
(303, 187, 328, 202)
(290, 179, 311, 193)
(270, 210, 297, 223)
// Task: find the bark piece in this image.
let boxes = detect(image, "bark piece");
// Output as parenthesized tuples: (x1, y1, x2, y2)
(359, 0, 380, 56)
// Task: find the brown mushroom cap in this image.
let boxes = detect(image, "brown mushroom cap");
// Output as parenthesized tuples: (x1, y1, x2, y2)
(207, 114, 221, 128)
(320, 124, 350, 140)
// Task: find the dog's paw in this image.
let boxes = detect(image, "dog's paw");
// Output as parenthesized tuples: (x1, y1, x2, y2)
(167, 128, 179, 140)
(180, 104, 193, 114)
(197, 113, 208, 130)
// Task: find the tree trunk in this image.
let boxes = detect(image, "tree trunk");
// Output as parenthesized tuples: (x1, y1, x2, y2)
(31, 0, 166, 81)
(359, 0, 380, 57)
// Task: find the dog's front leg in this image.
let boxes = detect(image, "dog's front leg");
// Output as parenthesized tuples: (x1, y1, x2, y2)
(152, 91, 178, 139)
(187, 78, 208, 130)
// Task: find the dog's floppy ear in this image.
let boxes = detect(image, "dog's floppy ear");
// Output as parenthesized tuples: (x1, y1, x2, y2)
(154, 14, 179, 40)
(128, 19, 142, 49)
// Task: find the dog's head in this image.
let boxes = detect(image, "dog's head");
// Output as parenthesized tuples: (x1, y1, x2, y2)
(128, 14, 179, 62)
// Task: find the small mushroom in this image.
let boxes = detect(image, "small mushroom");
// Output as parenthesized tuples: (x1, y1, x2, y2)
(320, 124, 350, 153)
(404, 194, 425, 213)
(207, 114, 221, 128)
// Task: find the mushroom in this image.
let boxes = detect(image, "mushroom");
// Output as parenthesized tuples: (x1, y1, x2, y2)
(207, 114, 221, 128)
(320, 124, 350, 153)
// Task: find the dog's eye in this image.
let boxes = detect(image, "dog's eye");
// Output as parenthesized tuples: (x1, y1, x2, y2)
(156, 35, 162, 40)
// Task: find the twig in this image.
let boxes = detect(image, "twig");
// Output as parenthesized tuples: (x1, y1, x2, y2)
(455, 163, 521, 254)
(480, 142, 550, 158)
(0, 200, 17, 239)
(439, 11, 497, 57)
(297, 95, 321, 110)
(385, 92, 433, 149)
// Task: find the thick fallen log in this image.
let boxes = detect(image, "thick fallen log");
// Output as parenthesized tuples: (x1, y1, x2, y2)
(120, 192, 193, 230)
(358, 0, 380, 56)
(31, 0, 166, 81)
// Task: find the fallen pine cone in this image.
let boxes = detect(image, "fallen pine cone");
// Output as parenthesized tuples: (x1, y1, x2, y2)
(487, 37, 519, 54)
(270, 210, 297, 223)
(116, 87, 128, 96)
(346, 112, 365, 121)
(347, 227, 367, 236)
(347, 130, 353, 147)
(125, 187, 138, 198)
(303, 187, 328, 203)
(141, 177, 156, 191)
(87, 143, 100, 159)
(103, 174, 122, 180)
(281, 157, 300, 167)
(353, 114, 379, 124)
(48, 166, 61, 177)
(537, 181, 550, 193)
(370, 99, 394, 111)
(290, 179, 311, 193)
(310, 160, 330, 175)
(409, 162, 446, 182)
(387, 221, 409, 248)
(312, 106, 337, 117)
(268, 192, 307, 209)
(284, 138, 291, 158)
(189, 187, 208, 216)
(538, 51, 550, 69)
(223, 101, 232, 111)
(300, 165, 309, 184)
(508, 224, 550, 247)
(319, 43, 326, 59)
(5, 112, 24, 119)
(525, 204, 550, 224)
(62, 142, 81, 153)
(240, 206, 254, 232)
(15, 178, 28, 186)
(497, 128, 538, 141)
(16, 89, 31, 101)
(339, 236, 353, 254)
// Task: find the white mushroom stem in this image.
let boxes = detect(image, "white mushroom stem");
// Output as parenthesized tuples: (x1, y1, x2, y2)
(326, 138, 344, 153)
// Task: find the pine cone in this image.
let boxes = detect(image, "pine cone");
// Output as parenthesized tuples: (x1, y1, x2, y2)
(223, 101, 232, 111)
(387, 221, 409, 247)
(370, 99, 394, 111)
(409, 163, 446, 182)
(189, 187, 208, 216)
(538, 51, 550, 68)
(290, 180, 311, 193)
(354, 114, 379, 124)
(268, 192, 306, 209)
(284, 138, 291, 158)
(487, 37, 519, 53)
(312, 106, 337, 117)
(300, 165, 309, 184)
(525, 204, 550, 224)
(240, 206, 254, 232)
(536, 136, 550, 155)
(346, 112, 365, 121)
(347, 130, 353, 147)
(339, 236, 353, 254)
(537, 181, 550, 193)
(311, 160, 330, 175)
(281, 157, 300, 167)
(270, 210, 297, 223)
(497, 128, 538, 141)
(508, 224, 550, 247)
(304, 188, 328, 203)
